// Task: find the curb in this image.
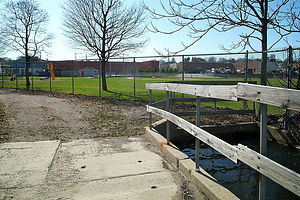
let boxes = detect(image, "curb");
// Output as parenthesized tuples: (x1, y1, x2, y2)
(145, 124, 239, 200)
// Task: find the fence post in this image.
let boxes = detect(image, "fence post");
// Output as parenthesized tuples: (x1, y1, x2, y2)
(49, 63, 52, 93)
(259, 103, 268, 200)
(166, 91, 170, 144)
(245, 50, 249, 81)
(72, 60, 74, 94)
(244, 51, 249, 110)
(149, 90, 152, 129)
(133, 57, 136, 101)
(182, 55, 185, 98)
(1, 65, 3, 88)
(284, 46, 292, 130)
(195, 96, 201, 170)
(173, 92, 176, 113)
(15, 63, 18, 91)
(31, 62, 34, 94)
(99, 58, 101, 97)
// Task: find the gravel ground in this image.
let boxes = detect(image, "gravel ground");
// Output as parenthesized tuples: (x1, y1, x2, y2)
(0, 89, 207, 200)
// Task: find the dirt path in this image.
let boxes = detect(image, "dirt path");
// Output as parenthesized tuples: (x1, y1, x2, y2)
(0, 89, 151, 143)
(0, 89, 207, 199)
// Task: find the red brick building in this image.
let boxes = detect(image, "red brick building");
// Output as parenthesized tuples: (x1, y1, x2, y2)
(51, 60, 159, 76)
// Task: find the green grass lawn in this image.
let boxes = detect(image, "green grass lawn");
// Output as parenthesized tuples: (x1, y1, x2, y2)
(1, 75, 295, 115)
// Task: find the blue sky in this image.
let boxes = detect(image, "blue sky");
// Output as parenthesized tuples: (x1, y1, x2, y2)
(6, 0, 300, 61)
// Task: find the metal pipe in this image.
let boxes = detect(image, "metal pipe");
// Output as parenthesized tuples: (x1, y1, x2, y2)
(133, 57, 136, 101)
(31, 62, 34, 94)
(72, 60, 74, 94)
(15, 63, 18, 91)
(99, 58, 101, 97)
(1, 65, 3, 88)
(149, 90, 152, 129)
(284, 46, 292, 130)
(166, 91, 170, 144)
(196, 96, 201, 170)
(259, 103, 268, 200)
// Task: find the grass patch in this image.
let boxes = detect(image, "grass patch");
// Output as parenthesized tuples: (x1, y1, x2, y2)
(1, 75, 295, 115)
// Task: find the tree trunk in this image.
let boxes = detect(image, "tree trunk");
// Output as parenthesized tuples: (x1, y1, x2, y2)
(101, 60, 107, 91)
(261, 1, 268, 86)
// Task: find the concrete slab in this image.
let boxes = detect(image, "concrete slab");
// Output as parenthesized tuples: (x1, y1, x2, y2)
(0, 140, 60, 189)
(0, 137, 187, 199)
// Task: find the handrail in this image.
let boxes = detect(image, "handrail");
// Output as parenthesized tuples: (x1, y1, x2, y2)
(146, 82, 300, 197)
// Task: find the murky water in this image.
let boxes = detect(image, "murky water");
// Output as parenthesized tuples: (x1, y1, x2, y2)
(179, 135, 300, 199)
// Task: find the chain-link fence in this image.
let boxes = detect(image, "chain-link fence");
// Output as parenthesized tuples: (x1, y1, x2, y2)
(1, 47, 299, 134)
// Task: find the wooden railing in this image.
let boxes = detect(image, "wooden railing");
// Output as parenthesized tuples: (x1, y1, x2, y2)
(146, 82, 300, 199)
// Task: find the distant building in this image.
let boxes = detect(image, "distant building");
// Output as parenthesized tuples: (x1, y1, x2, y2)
(6, 57, 47, 76)
(79, 67, 99, 77)
(51, 60, 159, 76)
(233, 61, 278, 74)
(177, 62, 235, 73)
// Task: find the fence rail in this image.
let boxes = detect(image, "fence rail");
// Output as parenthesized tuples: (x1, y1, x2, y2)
(146, 82, 300, 198)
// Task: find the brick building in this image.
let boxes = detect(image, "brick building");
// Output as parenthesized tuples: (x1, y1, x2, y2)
(51, 60, 159, 77)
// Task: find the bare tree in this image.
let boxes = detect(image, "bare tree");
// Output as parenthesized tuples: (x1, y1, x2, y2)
(144, 0, 300, 85)
(0, 0, 54, 89)
(61, 0, 148, 91)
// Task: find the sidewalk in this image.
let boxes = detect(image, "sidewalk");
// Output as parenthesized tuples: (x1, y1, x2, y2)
(0, 136, 204, 199)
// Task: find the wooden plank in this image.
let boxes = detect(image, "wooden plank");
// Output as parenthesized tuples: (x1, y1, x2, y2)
(174, 97, 226, 103)
(167, 80, 257, 85)
(175, 109, 255, 116)
(147, 105, 238, 163)
(237, 83, 300, 112)
(237, 144, 300, 197)
(146, 83, 238, 101)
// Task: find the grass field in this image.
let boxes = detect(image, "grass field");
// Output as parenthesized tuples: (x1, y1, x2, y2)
(1, 75, 296, 114)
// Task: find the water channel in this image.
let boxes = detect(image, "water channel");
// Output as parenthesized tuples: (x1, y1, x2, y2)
(176, 134, 300, 199)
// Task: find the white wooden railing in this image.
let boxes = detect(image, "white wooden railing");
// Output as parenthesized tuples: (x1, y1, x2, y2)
(146, 82, 300, 199)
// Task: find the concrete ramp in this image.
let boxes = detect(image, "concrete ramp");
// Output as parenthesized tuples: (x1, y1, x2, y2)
(0, 137, 195, 199)
(0, 140, 60, 189)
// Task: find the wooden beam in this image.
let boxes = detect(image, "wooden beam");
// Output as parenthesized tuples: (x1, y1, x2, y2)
(175, 109, 255, 116)
(237, 83, 300, 112)
(146, 83, 238, 101)
(146, 105, 238, 163)
(237, 144, 300, 197)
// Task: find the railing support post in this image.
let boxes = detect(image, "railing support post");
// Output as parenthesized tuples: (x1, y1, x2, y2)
(259, 103, 268, 200)
(149, 90, 152, 129)
(166, 91, 170, 144)
(195, 96, 201, 170)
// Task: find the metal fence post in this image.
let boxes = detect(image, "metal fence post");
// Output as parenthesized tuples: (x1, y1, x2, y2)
(245, 50, 249, 81)
(99, 58, 101, 97)
(166, 91, 170, 144)
(196, 96, 201, 170)
(31, 62, 34, 94)
(15, 63, 18, 91)
(49, 63, 52, 93)
(72, 60, 74, 94)
(173, 92, 176, 113)
(149, 90, 152, 129)
(284, 46, 292, 130)
(259, 103, 268, 200)
(1, 65, 3, 88)
(182, 55, 185, 98)
(244, 51, 249, 110)
(133, 57, 136, 101)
